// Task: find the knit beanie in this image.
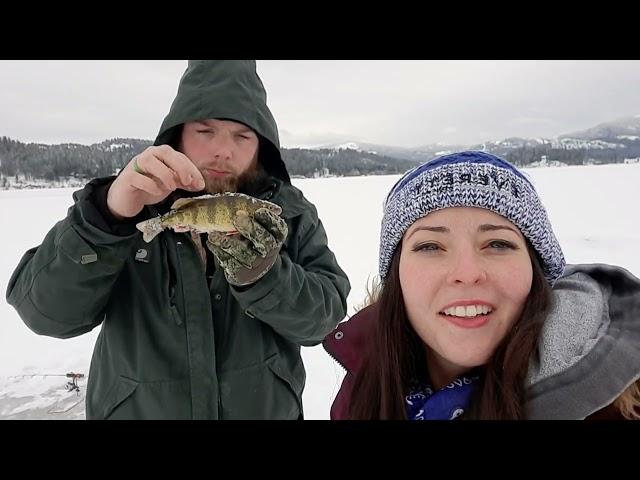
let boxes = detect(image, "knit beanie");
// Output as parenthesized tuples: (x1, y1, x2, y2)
(379, 151, 565, 285)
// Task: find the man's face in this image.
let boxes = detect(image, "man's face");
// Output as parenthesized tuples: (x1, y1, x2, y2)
(180, 119, 259, 193)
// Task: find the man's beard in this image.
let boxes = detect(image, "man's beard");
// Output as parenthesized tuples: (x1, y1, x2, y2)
(204, 175, 239, 194)
(162, 160, 272, 214)
(203, 162, 259, 195)
(203, 161, 268, 195)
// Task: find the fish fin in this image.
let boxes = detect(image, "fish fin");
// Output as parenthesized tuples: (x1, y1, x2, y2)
(136, 217, 164, 243)
(170, 198, 200, 210)
(170, 193, 222, 210)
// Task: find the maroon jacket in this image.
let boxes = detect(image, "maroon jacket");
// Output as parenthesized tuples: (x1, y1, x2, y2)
(322, 304, 376, 420)
(322, 303, 625, 420)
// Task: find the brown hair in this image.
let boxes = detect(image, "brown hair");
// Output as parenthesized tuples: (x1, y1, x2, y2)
(613, 379, 640, 420)
(348, 241, 552, 419)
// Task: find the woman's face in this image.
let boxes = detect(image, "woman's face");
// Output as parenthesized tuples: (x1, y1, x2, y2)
(399, 207, 533, 386)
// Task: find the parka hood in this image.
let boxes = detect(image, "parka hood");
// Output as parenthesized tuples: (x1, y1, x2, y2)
(526, 263, 640, 419)
(154, 60, 290, 183)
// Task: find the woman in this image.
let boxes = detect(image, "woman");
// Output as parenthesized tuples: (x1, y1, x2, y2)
(324, 151, 640, 420)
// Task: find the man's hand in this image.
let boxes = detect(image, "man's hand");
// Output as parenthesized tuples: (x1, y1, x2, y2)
(206, 207, 288, 286)
(107, 145, 205, 220)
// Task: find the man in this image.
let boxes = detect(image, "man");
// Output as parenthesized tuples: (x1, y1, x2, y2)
(6, 60, 350, 419)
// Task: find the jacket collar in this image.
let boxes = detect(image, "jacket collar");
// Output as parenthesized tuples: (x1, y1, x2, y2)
(323, 303, 378, 373)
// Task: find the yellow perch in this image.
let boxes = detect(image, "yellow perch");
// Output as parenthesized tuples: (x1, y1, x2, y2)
(136, 192, 282, 243)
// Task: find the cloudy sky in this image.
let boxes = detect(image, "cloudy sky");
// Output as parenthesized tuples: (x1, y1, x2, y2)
(1, 60, 639, 148)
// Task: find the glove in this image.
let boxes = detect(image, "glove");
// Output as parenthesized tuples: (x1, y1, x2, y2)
(206, 207, 288, 286)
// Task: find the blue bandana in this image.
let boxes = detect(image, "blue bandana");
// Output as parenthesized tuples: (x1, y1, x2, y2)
(405, 375, 480, 420)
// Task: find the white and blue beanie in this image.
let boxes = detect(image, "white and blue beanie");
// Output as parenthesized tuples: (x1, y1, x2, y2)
(379, 151, 565, 285)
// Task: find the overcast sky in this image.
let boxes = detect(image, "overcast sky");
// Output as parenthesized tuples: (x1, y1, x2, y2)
(1, 60, 639, 148)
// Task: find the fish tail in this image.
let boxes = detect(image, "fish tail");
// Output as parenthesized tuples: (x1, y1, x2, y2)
(136, 216, 164, 243)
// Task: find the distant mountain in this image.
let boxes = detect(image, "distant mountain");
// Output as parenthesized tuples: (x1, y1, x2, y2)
(316, 115, 640, 168)
(3, 114, 640, 189)
(313, 141, 466, 163)
(560, 115, 640, 141)
(468, 115, 640, 166)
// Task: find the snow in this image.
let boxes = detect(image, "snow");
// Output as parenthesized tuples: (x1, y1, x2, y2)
(331, 142, 361, 151)
(1, 164, 640, 419)
(307, 142, 363, 152)
(108, 143, 132, 151)
(553, 138, 625, 149)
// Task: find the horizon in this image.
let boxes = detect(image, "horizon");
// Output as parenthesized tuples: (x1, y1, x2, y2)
(3, 111, 640, 150)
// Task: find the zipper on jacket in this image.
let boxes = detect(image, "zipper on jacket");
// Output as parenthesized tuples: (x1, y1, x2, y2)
(322, 338, 348, 373)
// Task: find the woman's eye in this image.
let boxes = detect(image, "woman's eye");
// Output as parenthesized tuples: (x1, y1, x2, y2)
(488, 240, 516, 250)
(414, 243, 441, 252)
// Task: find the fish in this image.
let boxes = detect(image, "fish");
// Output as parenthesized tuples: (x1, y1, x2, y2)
(135, 192, 282, 243)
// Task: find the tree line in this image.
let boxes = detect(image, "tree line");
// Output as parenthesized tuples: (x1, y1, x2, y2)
(0, 136, 418, 181)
